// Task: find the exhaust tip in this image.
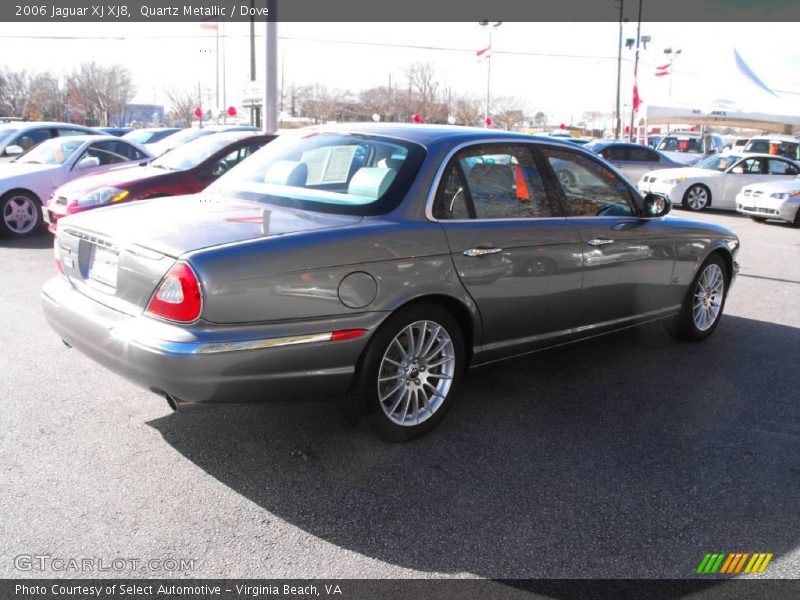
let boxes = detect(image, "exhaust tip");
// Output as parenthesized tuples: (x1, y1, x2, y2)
(165, 394, 179, 411)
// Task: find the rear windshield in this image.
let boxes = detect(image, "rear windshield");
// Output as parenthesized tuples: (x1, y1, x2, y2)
(743, 139, 799, 160)
(657, 136, 703, 154)
(207, 132, 426, 216)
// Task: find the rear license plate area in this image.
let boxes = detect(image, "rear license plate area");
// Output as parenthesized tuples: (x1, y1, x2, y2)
(88, 245, 119, 291)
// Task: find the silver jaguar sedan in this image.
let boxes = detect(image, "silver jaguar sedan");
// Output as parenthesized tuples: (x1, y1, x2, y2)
(42, 124, 740, 440)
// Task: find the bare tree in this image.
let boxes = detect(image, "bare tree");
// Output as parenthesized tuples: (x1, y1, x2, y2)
(0, 68, 31, 118)
(301, 84, 350, 124)
(69, 62, 135, 126)
(492, 97, 525, 131)
(533, 111, 548, 129)
(403, 62, 447, 123)
(164, 86, 198, 127)
(451, 95, 483, 127)
(28, 73, 67, 121)
(359, 86, 396, 122)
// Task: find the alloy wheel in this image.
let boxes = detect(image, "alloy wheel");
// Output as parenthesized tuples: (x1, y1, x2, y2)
(692, 263, 724, 331)
(3, 194, 38, 234)
(377, 320, 456, 426)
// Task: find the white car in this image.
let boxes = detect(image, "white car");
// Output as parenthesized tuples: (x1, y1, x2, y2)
(736, 177, 800, 225)
(0, 121, 98, 162)
(638, 153, 800, 212)
(0, 135, 151, 237)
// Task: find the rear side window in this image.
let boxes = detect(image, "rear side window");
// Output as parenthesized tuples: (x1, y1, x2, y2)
(56, 128, 89, 137)
(540, 147, 635, 217)
(433, 144, 557, 220)
(767, 159, 798, 175)
(627, 146, 659, 162)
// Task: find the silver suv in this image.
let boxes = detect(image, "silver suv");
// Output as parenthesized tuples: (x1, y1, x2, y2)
(656, 133, 726, 166)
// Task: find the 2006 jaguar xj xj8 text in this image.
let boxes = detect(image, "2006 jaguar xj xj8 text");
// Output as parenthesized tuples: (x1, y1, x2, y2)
(42, 125, 740, 440)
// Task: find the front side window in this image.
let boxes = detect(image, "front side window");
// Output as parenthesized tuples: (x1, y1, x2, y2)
(432, 144, 556, 220)
(696, 154, 742, 171)
(541, 147, 636, 217)
(79, 141, 130, 166)
(56, 128, 89, 137)
(207, 132, 425, 216)
(599, 145, 627, 161)
(658, 136, 703, 154)
(627, 146, 659, 162)
(153, 135, 243, 171)
(737, 158, 765, 174)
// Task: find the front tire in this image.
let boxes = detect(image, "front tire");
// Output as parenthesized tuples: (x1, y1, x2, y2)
(0, 190, 42, 237)
(682, 184, 710, 212)
(670, 254, 728, 341)
(344, 302, 465, 441)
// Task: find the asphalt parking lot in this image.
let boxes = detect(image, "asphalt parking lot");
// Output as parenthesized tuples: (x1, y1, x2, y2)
(1, 210, 799, 580)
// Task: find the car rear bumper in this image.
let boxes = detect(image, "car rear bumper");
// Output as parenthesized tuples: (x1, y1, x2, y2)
(41, 277, 382, 405)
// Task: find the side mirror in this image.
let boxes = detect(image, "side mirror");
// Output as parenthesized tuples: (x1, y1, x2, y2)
(642, 193, 671, 218)
(731, 166, 744, 175)
(76, 156, 100, 170)
(4, 145, 23, 156)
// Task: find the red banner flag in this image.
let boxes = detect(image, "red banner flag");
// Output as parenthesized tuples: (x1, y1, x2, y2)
(632, 63, 642, 113)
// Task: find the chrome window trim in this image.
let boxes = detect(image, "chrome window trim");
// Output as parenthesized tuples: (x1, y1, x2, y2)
(424, 138, 640, 223)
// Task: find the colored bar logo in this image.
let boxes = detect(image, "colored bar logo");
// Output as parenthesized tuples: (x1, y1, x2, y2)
(696, 552, 773, 574)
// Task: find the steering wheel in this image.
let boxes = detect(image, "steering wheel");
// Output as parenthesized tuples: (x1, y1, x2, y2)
(211, 161, 231, 177)
(557, 169, 576, 188)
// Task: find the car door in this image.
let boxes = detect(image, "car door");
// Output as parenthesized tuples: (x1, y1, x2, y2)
(430, 142, 584, 359)
(537, 144, 678, 325)
(721, 157, 795, 208)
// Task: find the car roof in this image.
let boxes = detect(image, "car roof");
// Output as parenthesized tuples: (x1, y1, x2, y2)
(296, 122, 575, 150)
(0, 121, 95, 129)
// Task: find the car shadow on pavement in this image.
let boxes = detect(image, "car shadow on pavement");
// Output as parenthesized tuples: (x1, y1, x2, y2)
(0, 231, 53, 249)
(147, 315, 800, 580)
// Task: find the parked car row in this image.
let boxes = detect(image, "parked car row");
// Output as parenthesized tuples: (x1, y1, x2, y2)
(0, 123, 273, 237)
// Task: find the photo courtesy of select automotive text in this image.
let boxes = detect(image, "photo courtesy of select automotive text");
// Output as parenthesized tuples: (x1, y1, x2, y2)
(1, 0, 800, 598)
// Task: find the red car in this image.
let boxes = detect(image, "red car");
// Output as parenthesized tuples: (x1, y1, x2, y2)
(44, 131, 275, 232)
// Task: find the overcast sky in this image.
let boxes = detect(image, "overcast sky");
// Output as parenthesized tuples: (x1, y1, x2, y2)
(1, 21, 799, 125)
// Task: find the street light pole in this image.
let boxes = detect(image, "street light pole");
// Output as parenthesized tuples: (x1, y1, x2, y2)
(479, 20, 501, 127)
(264, 0, 278, 134)
(614, 0, 623, 140)
(628, 0, 643, 143)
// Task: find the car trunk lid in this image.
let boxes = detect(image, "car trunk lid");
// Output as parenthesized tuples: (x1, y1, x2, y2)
(55, 195, 362, 314)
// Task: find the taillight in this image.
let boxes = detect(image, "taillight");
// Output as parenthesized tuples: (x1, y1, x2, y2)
(146, 262, 203, 323)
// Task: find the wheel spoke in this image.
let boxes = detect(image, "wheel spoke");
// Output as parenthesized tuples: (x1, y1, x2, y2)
(419, 324, 441, 357)
(380, 379, 406, 403)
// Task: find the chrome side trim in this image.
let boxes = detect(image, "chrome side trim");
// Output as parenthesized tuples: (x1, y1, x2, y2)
(121, 331, 337, 355)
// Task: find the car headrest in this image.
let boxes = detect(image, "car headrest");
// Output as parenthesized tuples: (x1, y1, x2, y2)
(264, 160, 308, 186)
(347, 167, 396, 199)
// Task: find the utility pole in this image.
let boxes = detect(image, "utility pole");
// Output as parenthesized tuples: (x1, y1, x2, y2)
(264, 0, 278, 133)
(249, 0, 259, 128)
(628, 0, 643, 143)
(479, 20, 501, 127)
(614, 0, 623, 140)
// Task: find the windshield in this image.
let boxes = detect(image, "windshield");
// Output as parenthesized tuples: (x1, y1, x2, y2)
(694, 154, 742, 171)
(16, 137, 84, 165)
(154, 129, 208, 148)
(657, 136, 703, 154)
(0, 128, 18, 144)
(207, 131, 426, 216)
(124, 129, 174, 144)
(152, 135, 240, 171)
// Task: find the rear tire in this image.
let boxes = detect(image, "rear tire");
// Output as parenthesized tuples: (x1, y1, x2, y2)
(344, 302, 465, 442)
(0, 190, 42, 237)
(669, 254, 728, 342)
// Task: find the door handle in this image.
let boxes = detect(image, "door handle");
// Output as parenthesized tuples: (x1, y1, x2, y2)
(463, 247, 503, 257)
(587, 237, 615, 246)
